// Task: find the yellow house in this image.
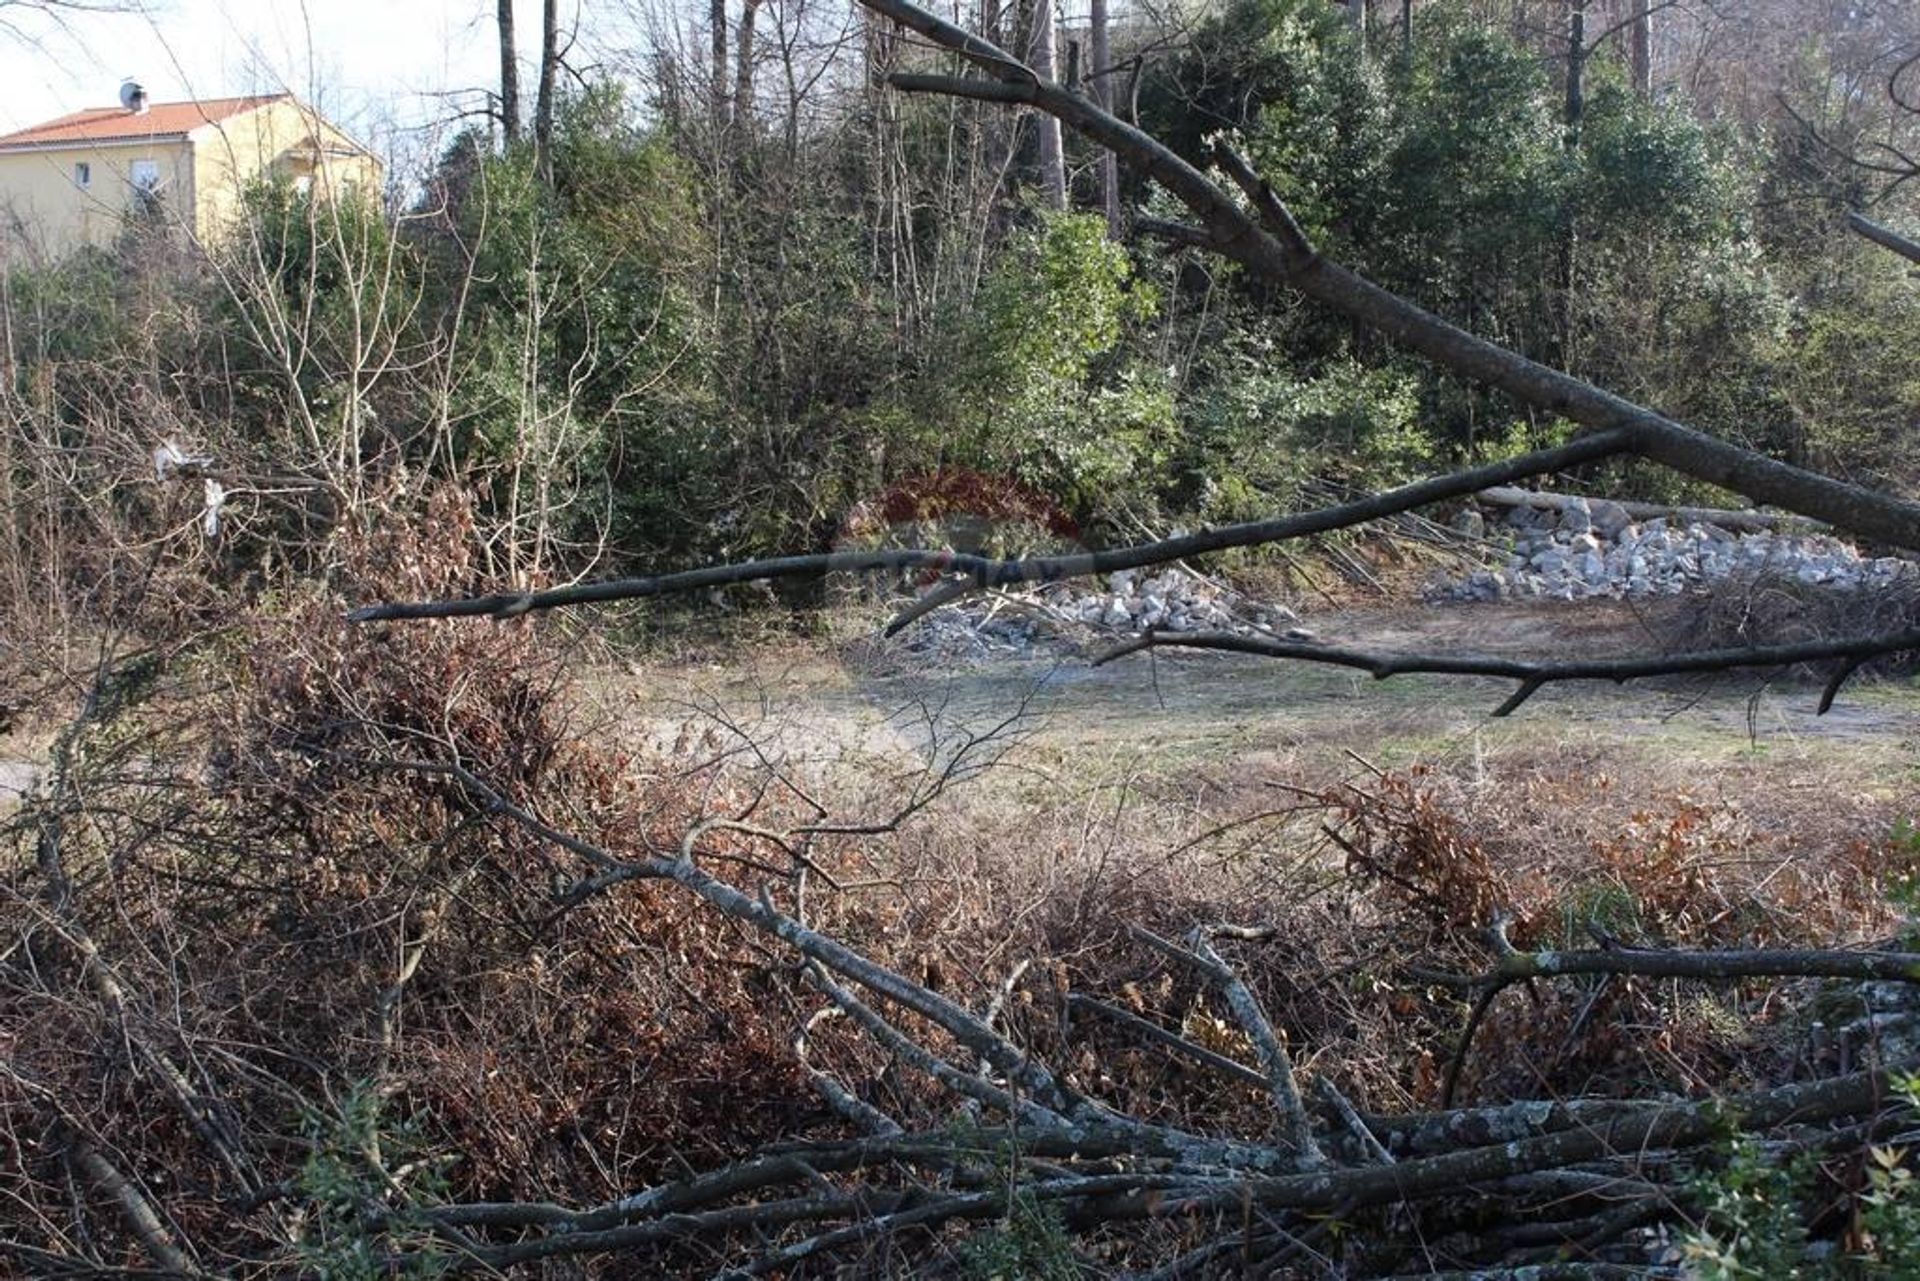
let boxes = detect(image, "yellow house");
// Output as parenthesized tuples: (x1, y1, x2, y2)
(0, 90, 383, 258)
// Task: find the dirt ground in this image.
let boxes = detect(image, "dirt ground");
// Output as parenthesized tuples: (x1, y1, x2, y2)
(605, 597, 1920, 805)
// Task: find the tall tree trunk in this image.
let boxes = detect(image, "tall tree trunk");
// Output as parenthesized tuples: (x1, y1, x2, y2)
(1563, 0, 1586, 149)
(1555, 0, 1587, 371)
(1029, 0, 1067, 209)
(1401, 0, 1413, 58)
(734, 0, 763, 130)
(1628, 0, 1653, 97)
(1090, 0, 1118, 232)
(534, 0, 559, 180)
(979, 0, 1015, 236)
(711, 0, 729, 127)
(498, 0, 522, 147)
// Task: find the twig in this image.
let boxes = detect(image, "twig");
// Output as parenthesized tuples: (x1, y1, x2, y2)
(1313, 1078, 1395, 1165)
(1129, 924, 1323, 1163)
(1440, 979, 1514, 1110)
(1067, 992, 1269, 1090)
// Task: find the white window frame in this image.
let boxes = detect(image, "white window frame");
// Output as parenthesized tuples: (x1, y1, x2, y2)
(129, 159, 160, 192)
(73, 161, 91, 189)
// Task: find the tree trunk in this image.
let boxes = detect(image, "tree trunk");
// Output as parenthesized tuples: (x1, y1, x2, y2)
(1563, 0, 1586, 149)
(498, 0, 522, 147)
(979, 0, 1015, 235)
(1028, 0, 1067, 209)
(1847, 211, 1920, 267)
(1090, 0, 1119, 233)
(734, 0, 763, 130)
(711, 0, 729, 127)
(1552, 0, 1585, 367)
(1628, 0, 1652, 97)
(534, 0, 559, 180)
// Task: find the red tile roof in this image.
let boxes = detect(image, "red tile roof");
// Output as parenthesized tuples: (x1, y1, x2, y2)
(0, 95, 287, 150)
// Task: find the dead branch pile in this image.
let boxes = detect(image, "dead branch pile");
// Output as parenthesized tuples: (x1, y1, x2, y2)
(1689, 570, 1920, 677)
(7, 541, 1918, 1276)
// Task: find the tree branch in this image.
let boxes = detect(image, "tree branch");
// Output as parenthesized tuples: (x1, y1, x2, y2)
(348, 432, 1631, 620)
(1092, 627, 1920, 717)
(1848, 210, 1920, 267)
(1067, 992, 1271, 1090)
(1129, 925, 1322, 1163)
(1471, 943, 1920, 987)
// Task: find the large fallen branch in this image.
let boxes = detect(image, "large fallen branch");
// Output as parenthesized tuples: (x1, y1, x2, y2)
(1092, 625, 1920, 715)
(1849, 210, 1920, 268)
(347, 432, 1630, 621)
(1475, 485, 1815, 535)
(869, 0, 1920, 550)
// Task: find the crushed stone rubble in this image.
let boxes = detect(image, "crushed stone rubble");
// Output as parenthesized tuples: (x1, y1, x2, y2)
(1433, 495, 1919, 603)
(891, 566, 1308, 658)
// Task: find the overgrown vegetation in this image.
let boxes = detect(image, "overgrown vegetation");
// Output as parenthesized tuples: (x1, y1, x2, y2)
(3, 0, 1916, 608)
(4, 0, 1920, 1275)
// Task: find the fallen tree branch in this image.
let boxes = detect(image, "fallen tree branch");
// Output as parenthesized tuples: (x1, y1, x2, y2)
(1067, 992, 1271, 1090)
(1848, 210, 1920, 267)
(1128, 925, 1322, 1162)
(1476, 485, 1816, 534)
(1091, 626, 1920, 716)
(1460, 943, 1920, 987)
(392, 1063, 1906, 1271)
(347, 433, 1632, 621)
(67, 1137, 204, 1277)
(372, 756, 1084, 1119)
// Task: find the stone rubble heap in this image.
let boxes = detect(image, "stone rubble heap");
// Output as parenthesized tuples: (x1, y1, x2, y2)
(1437, 495, 1919, 603)
(1061, 568, 1301, 634)
(893, 567, 1305, 659)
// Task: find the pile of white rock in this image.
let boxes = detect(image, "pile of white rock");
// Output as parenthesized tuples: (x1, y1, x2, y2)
(892, 567, 1305, 659)
(1437, 496, 1919, 603)
(1059, 567, 1299, 634)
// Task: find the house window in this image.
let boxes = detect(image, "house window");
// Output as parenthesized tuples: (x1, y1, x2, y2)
(129, 159, 160, 192)
(73, 161, 91, 189)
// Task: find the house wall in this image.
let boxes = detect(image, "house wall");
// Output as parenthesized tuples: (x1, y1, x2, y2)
(0, 138, 195, 258)
(0, 99, 383, 260)
(189, 100, 384, 243)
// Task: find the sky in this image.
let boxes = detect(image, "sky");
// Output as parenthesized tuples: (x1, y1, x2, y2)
(0, 0, 583, 153)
